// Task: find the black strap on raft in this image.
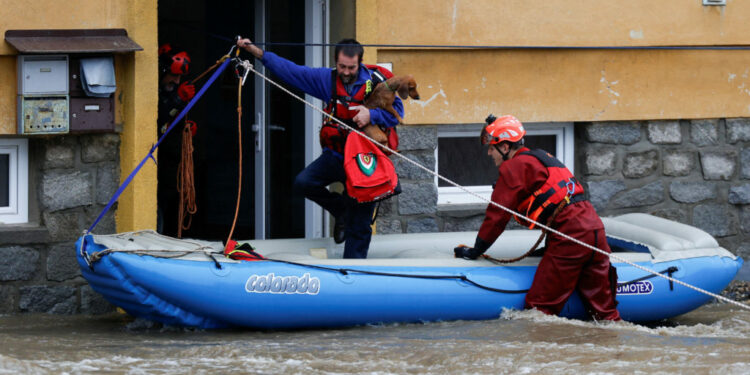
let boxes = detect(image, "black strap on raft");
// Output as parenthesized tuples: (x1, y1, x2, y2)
(265, 258, 529, 294)
(256, 259, 678, 294)
(618, 266, 678, 291)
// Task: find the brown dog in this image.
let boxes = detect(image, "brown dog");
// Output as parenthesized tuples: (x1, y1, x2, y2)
(361, 75, 420, 144)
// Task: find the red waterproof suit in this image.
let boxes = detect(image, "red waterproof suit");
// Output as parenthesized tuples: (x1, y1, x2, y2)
(477, 147, 620, 320)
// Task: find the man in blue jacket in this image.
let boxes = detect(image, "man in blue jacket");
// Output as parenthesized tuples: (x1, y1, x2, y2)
(237, 37, 404, 258)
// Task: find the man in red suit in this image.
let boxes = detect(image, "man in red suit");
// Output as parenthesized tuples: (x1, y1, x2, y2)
(454, 114, 620, 321)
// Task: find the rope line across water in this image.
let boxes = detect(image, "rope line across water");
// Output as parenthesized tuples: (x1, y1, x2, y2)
(245, 63, 750, 311)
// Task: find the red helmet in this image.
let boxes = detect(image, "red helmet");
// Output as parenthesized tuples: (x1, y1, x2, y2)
(159, 43, 191, 76)
(481, 114, 525, 145)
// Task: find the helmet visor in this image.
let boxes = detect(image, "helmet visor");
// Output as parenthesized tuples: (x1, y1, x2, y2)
(480, 127, 497, 145)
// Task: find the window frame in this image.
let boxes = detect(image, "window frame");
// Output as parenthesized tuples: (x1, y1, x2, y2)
(436, 122, 575, 207)
(0, 138, 29, 224)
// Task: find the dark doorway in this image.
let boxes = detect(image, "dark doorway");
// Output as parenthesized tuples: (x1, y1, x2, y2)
(157, 0, 306, 241)
(265, 1, 306, 239)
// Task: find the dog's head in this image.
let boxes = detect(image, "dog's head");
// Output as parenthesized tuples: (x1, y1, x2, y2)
(395, 75, 420, 101)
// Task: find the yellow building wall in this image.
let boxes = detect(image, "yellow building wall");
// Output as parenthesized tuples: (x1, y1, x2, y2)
(357, 0, 750, 124)
(0, 0, 158, 232)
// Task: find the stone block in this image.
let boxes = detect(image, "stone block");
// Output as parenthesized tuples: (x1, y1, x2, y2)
(610, 181, 664, 209)
(80, 285, 115, 315)
(700, 151, 736, 180)
(47, 244, 81, 281)
(587, 180, 627, 212)
(0, 285, 15, 314)
(19, 285, 77, 314)
(0, 247, 40, 281)
(693, 203, 737, 237)
(647, 121, 681, 144)
(43, 142, 75, 169)
(393, 151, 435, 180)
(584, 148, 617, 175)
(623, 150, 658, 178)
(398, 182, 437, 215)
(81, 133, 120, 163)
(406, 217, 439, 233)
(85, 206, 117, 234)
(740, 206, 750, 234)
(663, 150, 695, 177)
(376, 197, 397, 217)
(397, 126, 437, 151)
(726, 118, 750, 144)
(669, 181, 716, 203)
(96, 163, 120, 205)
(41, 171, 93, 211)
(43, 211, 82, 241)
(741, 148, 750, 179)
(375, 218, 402, 234)
(583, 122, 641, 145)
(735, 243, 750, 260)
(690, 119, 719, 146)
(0, 227, 51, 245)
(443, 215, 484, 232)
(729, 184, 750, 205)
(649, 208, 689, 225)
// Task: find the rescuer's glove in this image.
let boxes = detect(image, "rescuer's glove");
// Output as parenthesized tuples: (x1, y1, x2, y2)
(454, 245, 482, 260)
(177, 82, 196, 102)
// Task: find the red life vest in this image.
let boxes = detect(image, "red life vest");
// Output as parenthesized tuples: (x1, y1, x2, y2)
(514, 149, 586, 229)
(343, 132, 400, 203)
(320, 65, 397, 154)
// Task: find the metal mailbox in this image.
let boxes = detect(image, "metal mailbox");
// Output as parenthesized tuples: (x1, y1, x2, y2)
(17, 55, 69, 134)
(69, 97, 113, 133)
(16, 54, 117, 134)
(18, 55, 68, 95)
(69, 55, 116, 133)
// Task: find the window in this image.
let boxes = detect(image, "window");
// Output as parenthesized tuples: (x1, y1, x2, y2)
(436, 122, 574, 207)
(0, 138, 29, 224)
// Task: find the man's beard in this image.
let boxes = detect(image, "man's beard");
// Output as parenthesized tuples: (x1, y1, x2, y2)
(338, 72, 355, 84)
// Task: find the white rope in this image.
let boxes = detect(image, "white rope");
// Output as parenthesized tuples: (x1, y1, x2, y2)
(247, 64, 750, 311)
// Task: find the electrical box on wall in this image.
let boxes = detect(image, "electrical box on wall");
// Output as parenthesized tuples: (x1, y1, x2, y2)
(17, 55, 70, 134)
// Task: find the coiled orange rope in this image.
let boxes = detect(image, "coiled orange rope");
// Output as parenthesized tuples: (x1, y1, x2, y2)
(177, 121, 197, 238)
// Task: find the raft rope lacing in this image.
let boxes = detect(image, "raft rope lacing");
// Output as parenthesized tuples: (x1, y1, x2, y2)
(243, 62, 750, 311)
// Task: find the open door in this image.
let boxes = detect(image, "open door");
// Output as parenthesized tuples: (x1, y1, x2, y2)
(158, 0, 325, 241)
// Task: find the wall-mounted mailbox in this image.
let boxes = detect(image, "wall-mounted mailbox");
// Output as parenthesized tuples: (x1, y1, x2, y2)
(70, 97, 114, 132)
(17, 55, 69, 134)
(69, 56, 117, 133)
(6, 29, 143, 135)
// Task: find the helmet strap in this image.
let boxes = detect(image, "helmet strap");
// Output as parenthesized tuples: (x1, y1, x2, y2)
(494, 144, 510, 161)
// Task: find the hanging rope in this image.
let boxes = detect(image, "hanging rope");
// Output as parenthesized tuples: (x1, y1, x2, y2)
(224, 53, 251, 251)
(243, 63, 750, 311)
(177, 121, 197, 238)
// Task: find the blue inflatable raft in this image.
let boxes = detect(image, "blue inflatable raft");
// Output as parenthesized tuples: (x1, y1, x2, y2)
(76, 213, 742, 329)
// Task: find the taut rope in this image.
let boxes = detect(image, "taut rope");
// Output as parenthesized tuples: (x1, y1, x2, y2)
(244, 63, 750, 311)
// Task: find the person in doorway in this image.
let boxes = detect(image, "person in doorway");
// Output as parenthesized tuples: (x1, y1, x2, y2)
(157, 43, 196, 235)
(453, 114, 621, 321)
(236, 37, 403, 258)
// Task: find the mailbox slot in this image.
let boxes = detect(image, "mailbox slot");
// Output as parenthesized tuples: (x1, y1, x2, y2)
(18, 55, 68, 95)
(69, 97, 114, 133)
